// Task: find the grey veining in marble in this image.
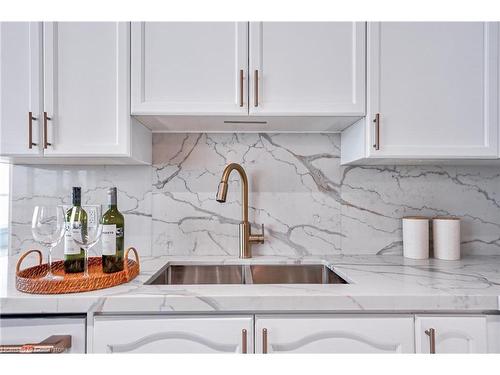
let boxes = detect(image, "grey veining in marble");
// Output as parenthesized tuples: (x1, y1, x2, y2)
(151, 133, 500, 257)
(7, 133, 500, 258)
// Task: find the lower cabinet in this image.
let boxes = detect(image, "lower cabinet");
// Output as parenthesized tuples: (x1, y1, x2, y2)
(0, 315, 86, 353)
(255, 314, 414, 353)
(90, 313, 498, 354)
(415, 315, 488, 353)
(1, 313, 496, 354)
(92, 315, 253, 353)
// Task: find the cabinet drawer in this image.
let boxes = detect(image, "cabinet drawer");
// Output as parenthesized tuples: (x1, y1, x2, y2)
(93, 315, 253, 353)
(0, 316, 86, 353)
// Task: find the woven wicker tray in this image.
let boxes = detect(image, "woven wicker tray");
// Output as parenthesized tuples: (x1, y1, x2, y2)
(16, 247, 140, 294)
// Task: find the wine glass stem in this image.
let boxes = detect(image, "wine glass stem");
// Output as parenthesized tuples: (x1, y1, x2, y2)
(47, 246, 54, 278)
(84, 247, 89, 277)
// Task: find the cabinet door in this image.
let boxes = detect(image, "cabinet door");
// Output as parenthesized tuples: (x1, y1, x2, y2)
(93, 315, 253, 353)
(255, 315, 414, 353)
(368, 22, 498, 158)
(415, 315, 487, 353)
(0, 316, 86, 353)
(0, 22, 42, 156)
(131, 22, 248, 115)
(43, 22, 130, 157)
(249, 22, 365, 116)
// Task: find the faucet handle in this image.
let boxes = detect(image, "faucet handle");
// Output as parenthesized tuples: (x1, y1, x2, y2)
(250, 224, 265, 244)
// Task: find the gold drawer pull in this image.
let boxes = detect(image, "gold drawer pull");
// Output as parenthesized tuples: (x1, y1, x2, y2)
(239, 69, 244, 107)
(254, 70, 259, 107)
(373, 113, 380, 150)
(43, 111, 52, 149)
(28, 111, 37, 149)
(241, 329, 247, 353)
(262, 328, 268, 354)
(425, 328, 436, 354)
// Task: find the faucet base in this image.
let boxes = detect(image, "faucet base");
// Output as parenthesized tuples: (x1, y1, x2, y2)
(238, 222, 252, 259)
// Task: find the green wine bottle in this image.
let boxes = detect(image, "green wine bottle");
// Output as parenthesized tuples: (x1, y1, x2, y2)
(64, 187, 86, 273)
(101, 187, 125, 273)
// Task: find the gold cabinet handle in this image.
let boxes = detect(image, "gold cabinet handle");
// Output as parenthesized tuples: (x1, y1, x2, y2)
(262, 328, 268, 354)
(0, 335, 72, 353)
(28, 111, 37, 149)
(254, 70, 259, 107)
(43, 111, 52, 148)
(239, 69, 244, 107)
(373, 113, 380, 150)
(425, 328, 436, 354)
(241, 329, 247, 354)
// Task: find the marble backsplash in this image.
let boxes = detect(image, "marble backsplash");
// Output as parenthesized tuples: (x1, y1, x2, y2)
(8, 133, 500, 258)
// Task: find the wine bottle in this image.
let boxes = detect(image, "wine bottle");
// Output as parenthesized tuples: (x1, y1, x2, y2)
(64, 187, 86, 273)
(101, 187, 125, 273)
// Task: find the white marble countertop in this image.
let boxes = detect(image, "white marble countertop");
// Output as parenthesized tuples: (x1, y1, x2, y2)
(1, 254, 500, 314)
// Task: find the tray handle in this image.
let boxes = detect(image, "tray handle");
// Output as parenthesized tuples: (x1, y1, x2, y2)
(16, 249, 43, 274)
(124, 247, 140, 278)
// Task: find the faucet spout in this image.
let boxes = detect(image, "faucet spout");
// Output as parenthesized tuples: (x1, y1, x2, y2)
(216, 163, 249, 223)
(215, 163, 263, 258)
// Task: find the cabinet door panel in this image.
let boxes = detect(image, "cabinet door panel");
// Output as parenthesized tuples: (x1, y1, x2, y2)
(93, 315, 253, 353)
(255, 315, 414, 353)
(415, 315, 487, 353)
(249, 22, 365, 116)
(0, 22, 42, 156)
(368, 22, 498, 158)
(43, 22, 129, 156)
(131, 22, 248, 115)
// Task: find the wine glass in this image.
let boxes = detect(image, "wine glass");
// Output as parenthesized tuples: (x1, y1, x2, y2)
(68, 205, 103, 277)
(31, 205, 66, 280)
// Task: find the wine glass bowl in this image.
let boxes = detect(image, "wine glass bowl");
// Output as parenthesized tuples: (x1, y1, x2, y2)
(68, 205, 103, 277)
(31, 205, 66, 280)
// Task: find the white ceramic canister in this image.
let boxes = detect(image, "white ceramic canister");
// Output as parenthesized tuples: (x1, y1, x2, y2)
(433, 217, 461, 260)
(402, 217, 430, 259)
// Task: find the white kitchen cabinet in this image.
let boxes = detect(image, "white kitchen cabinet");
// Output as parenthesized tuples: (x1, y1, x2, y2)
(93, 315, 253, 353)
(415, 315, 488, 353)
(249, 22, 365, 116)
(132, 22, 365, 132)
(255, 315, 414, 353)
(0, 316, 86, 353)
(0, 22, 151, 165)
(42, 22, 150, 163)
(0, 22, 43, 156)
(131, 22, 248, 116)
(341, 22, 499, 164)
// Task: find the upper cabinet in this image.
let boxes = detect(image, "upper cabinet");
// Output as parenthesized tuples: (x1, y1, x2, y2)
(4, 22, 500, 162)
(131, 22, 366, 132)
(131, 22, 248, 115)
(0, 22, 151, 165)
(249, 22, 365, 116)
(342, 22, 499, 163)
(0, 22, 42, 157)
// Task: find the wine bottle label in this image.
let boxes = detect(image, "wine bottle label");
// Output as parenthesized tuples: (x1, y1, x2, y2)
(64, 222, 82, 255)
(102, 224, 117, 256)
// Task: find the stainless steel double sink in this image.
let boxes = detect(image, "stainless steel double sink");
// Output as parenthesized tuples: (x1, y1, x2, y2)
(145, 263, 348, 285)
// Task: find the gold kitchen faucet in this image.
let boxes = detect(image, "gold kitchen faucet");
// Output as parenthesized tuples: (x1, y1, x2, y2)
(216, 163, 264, 259)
